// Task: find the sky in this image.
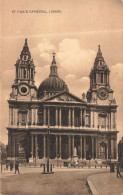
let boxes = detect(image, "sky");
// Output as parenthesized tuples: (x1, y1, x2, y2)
(1, 0, 123, 144)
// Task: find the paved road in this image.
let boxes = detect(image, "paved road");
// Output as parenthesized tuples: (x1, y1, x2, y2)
(1, 167, 108, 195)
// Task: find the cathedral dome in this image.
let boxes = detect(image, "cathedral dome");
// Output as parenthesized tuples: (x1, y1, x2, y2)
(37, 53, 69, 99)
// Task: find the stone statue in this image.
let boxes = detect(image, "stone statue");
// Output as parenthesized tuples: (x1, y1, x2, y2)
(73, 147, 77, 156)
(82, 93, 85, 99)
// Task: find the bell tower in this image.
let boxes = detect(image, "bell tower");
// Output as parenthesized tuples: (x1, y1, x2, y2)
(10, 39, 37, 100)
(87, 45, 115, 105)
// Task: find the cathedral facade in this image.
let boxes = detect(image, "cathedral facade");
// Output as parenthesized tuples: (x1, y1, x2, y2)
(7, 39, 118, 165)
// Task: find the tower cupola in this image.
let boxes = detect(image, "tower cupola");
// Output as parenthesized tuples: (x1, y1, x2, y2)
(15, 39, 35, 85)
(89, 45, 110, 89)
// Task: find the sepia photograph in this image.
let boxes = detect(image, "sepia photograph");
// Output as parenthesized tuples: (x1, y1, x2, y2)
(1, 0, 123, 194)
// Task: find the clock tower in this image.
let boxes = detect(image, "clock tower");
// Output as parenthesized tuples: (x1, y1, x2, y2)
(87, 45, 115, 105)
(10, 39, 37, 101)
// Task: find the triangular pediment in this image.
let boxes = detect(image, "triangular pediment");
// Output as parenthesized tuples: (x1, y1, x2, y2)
(44, 91, 86, 104)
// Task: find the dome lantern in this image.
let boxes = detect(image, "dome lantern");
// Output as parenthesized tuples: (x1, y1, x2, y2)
(50, 52, 58, 77)
(37, 53, 69, 99)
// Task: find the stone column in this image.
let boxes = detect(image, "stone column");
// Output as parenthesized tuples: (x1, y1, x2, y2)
(8, 134, 11, 157)
(114, 139, 117, 159)
(48, 107, 50, 126)
(90, 110, 93, 128)
(12, 136, 15, 157)
(55, 135, 58, 158)
(30, 69, 31, 80)
(35, 109, 38, 125)
(68, 135, 71, 158)
(107, 142, 108, 160)
(43, 107, 46, 126)
(13, 108, 15, 125)
(31, 134, 33, 158)
(59, 108, 62, 126)
(72, 136, 74, 155)
(21, 68, 23, 78)
(115, 112, 117, 130)
(111, 139, 114, 159)
(68, 108, 71, 126)
(95, 112, 98, 128)
(31, 109, 33, 125)
(59, 135, 62, 158)
(83, 136, 86, 159)
(95, 137, 98, 159)
(83, 109, 86, 126)
(106, 116, 108, 131)
(92, 136, 94, 159)
(72, 108, 75, 127)
(27, 110, 29, 125)
(9, 108, 11, 125)
(109, 113, 111, 130)
(80, 136, 83, 159)
(43, 135, 46, 158)
(111, 112, 114, 130)
(35, 135, 38, 158)
(14, 109, 18, 126)
(56, 108, 58, 126)
(80, 109, 83, 127)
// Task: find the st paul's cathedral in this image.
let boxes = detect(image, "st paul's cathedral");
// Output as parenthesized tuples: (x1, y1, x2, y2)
(7, 39, 118, 165)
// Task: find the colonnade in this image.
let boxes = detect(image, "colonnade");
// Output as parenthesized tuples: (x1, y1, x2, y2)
(43, 106, 86, 127)
(7, 133, 117, 160)
(30, 134, 97, 160)
(9, 106, 117, 130)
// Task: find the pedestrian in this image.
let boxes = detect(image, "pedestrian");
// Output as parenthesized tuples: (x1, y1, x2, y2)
(15, 160, 20, 174)
(116, 163, 121, 178)
(10, 161, 13, 171)
(6, 163, 9, 170)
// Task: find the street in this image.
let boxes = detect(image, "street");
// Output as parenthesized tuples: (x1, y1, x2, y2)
(1, 167, 108, 195)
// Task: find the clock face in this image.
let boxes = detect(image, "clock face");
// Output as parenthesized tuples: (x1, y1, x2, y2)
(19, 84, 29, 96)
(97, 88, 108, 100)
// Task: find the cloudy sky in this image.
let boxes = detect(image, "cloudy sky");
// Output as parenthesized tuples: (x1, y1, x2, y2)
(1, 0, 123, 144)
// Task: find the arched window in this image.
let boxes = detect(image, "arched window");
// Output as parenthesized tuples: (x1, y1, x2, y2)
(98, 112, 106, 128)
(101, 73, 103, 83)
(18, 109, 27, 125)
(24, 68, 26, 78)
(31, 69, 33, 79)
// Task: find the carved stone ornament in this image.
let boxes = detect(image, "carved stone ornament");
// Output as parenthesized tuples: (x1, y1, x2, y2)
(31, 93, 36, 100)
(110, 98, 116, 105)
(10, 92, 15, 98)
(57, 94, 75, 101)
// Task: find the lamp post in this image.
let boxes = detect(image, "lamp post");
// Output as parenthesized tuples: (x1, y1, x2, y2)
(47, 126, 50, 172)
(89, 154, 91, 168)
(0, 146, 2, 172)
(42, 125, 54, 174)
(57, 154, 59, 167)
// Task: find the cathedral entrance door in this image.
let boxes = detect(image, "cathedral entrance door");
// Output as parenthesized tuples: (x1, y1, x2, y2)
(99, 142, 107, 159)
(61, 135, 68, 159)
(86, 136, 92, 160)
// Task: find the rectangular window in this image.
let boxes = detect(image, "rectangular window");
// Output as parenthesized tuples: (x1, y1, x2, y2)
(11, 108, 13, 125)
(101, 73, 103, 83)
(33, 109, 35, 125)
(21, 113, 27, 125)
(29, 110, 31, 125)
(31, 69, 33, 79)
(113, 113, 116, 129)
(24, 68, 26, 78)
(99, 117, 106, 128)
(94, 74, 96, 83)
